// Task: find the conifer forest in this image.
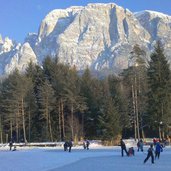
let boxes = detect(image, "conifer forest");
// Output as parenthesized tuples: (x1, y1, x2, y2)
(0, 42, 171, 144)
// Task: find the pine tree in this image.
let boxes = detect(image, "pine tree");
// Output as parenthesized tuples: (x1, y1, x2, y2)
(80, 69, 103, 139)
(0, 70, 32, 143)
(62, 67, 86, 142)
(131, 44, 148, 139)
(37, 79, 55, 141)
(48, 61, 70, 141)
(147, 41, 171, 139)
(98, 78, 121, 144)
(121, 44, 148, 140)
(25, 62, 39, 142)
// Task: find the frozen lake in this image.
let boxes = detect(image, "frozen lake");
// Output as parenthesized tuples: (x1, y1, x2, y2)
(0, 145, 170, 171)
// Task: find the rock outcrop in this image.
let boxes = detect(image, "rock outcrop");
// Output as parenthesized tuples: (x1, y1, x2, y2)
(0, 3, 171, 75)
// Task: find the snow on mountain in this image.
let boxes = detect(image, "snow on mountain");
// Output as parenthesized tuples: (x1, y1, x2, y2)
(135, 10, 171, 19)
(0, 3, 171, 75)
(0, 36, 16, 55)
(135, 10, 171, 41)
(4, 42, 37, 75)
(24, 33, 38, 50)
(135, 10, 171, 56)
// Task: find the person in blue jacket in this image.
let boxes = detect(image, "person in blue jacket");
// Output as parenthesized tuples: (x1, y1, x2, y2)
(155, 142, 163, 159)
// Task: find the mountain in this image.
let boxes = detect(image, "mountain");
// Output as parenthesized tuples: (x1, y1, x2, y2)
(0, 35, 37, 74)
(0, 3, 171, 75)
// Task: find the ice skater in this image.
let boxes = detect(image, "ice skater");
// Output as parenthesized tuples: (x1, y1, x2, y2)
(83, 141, 86, 149)
(128, 147, 134, 156)
(9, 140, 13, 151)
(64, 141, 68, 151)
(68, 139, 73, 152)
(144, 144, 154, 164)
(86, 140, 90, 150)
(137, 139, 144, 152)
(155, 142, 163, 159)
(120, 139, 128, 157)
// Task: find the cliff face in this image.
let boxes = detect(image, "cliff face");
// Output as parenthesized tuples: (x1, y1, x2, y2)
(35, 3, 150, 73)
(0, 3, 171, 75)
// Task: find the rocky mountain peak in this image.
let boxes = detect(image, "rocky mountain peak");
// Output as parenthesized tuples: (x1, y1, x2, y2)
(0, 36, 15, 55)
(0, 3, 171, 75)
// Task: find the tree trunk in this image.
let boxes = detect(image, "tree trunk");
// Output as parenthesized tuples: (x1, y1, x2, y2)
(0, 131, 2, 144)
(21, 98, 27, 143)
(15, 115, 19, 143)
(45, 97, 53, 142)
(132, 84, 137, 141)
(45, 103, 49, 141)
(48, 113, 53, 142)
(61, 100, 65, 139)
(134, 74, 140, 140)
(71, 104, 74, 139)
(161, 102, 164, 139)
(58, 102, 62, 141)
(19, 128, 21, 142)
(159, 126, 162, 140)
(141, 128, 145, 139)
(10, 119, 13, 140)
(28, 109, 31, 142)
(162, 131, 165, 139)
(16, 122, 19, 143)
(16, 104, 19, 143)
(6, 134, 8, 143)
(0, 116, 3, 143)
(135, 83, 140, 140)
(81, 113, 84, 138)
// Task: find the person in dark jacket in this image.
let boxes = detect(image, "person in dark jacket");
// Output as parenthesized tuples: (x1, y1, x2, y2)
(120, 139, 128, 157)
(155, 142, 163, 159)
(9, 140, 13, 151)
(144, 144, 154, 164)
(64, 141, 68, 151)
(137, 140, 140, 151)
(139, 139, 144, 152)
(137, 139, 144, 152)
(86, 140, 90, 150)
(68, 140, 73, 152)
(83, 141, 86, 149)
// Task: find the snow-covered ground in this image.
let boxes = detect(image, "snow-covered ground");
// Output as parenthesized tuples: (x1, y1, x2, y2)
(0, 143, 171, 171)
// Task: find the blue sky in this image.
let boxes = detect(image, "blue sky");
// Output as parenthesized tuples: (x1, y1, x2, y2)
(0, 0, 171, 42)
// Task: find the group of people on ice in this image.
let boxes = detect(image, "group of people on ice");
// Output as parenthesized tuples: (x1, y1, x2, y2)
(83, 140, 90, 150)
(63, 139, 73, 152)
(63, 139, 90, 152)
(144, 141, 163, 164)
(120, 138, 163, 164)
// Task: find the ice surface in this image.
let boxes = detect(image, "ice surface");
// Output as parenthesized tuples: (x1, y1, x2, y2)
(0, 143, 170, 171)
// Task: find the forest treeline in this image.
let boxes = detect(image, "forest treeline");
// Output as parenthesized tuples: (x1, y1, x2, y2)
(0, 42, 171, 144)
